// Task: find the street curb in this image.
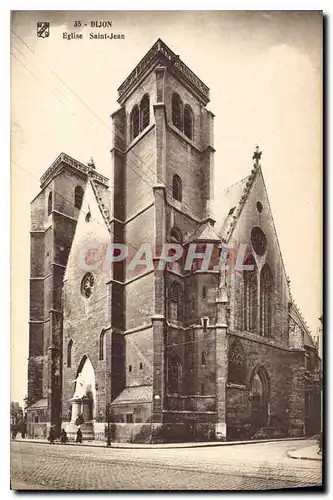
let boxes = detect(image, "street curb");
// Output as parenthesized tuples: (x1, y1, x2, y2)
(286, 450, 322, 462)
(13, 436, 310, 450)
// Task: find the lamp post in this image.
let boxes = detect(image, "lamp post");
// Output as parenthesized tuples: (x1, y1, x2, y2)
(106, 403, 112, 447)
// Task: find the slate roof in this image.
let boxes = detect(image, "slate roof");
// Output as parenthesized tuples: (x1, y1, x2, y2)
(89, 178, 111, 232)
(185, 220, 221, 244)
(289, 296, 317, 350)
(218, 166, 260, 241)
(29, 398, 47, 409)
(111, 386, 153, 406)
(214, 160, 316, 350)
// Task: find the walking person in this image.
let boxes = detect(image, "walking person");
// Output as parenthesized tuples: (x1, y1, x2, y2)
(11, 424, 17, 440)
(60, 428, 68, 444)
(48, 426, 56, 445)
(20, 421, 27, 439)
(76, 426, 83, 444)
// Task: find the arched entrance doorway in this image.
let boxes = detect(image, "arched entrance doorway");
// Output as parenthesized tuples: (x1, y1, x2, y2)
(67, 355, 96, 441)
(249, 366, 270, 430)
(74, 355, 96, 420)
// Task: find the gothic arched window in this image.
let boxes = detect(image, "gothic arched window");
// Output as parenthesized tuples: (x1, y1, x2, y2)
(169, 282, 183, 321)
(228, 340, 246, 385)
(251, 226, 267, 256)
(172, 93, 183, 131)
(167, 356, 181, 395)
(169, 227, 183, 273)
(170, 226, 182, 245)
(74, 186, 84, 209)
(184, 104, 194, 140)
(67, 340, 73, 368)
(81, 272, 95, 298)
(47, 191, 52, 216)
(243, 254, 258, 332)
(172, 174, 182, 202)
(260, 264, 273, 336)
(99, 330, 106, 361)
(130, 105, 140, 141)
(140, 94, 150, 132)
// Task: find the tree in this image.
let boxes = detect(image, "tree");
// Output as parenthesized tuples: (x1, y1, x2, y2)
(10, 401, 23, 425)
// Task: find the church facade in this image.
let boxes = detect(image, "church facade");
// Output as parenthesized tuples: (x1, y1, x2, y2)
(27, 39, 321, 443)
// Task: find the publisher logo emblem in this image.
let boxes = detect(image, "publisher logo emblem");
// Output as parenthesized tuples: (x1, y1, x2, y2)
(37, 22, 50, 38)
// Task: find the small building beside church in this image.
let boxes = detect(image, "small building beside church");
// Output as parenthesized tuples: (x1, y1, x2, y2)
(27, 39, 321, 443)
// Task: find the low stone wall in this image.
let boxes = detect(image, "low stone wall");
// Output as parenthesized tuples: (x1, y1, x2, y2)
(94, 422, 106, 442)
(112, 423, 152, 443)
(27, 422, 48, 439)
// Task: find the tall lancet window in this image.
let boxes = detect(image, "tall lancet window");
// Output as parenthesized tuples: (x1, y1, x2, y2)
(140, 94, 150, 131)
(184, 104, 194, 140)
(260, 264, 273, 336)
(167, 356, 181, 395)
(169, 282, 183, 322)
(47, 191, 52, 216)
(130, 105, 140, 141)
(74, 186, 84, 210)
(169, 227, 183, 273)
(172, 93, 183, 131)
(99, 330, 106, 361)
(67, 340, 73, 368)
(172, 174, 182, 202)
(243, 254, 258, 332)
(228, 339, 246, 385)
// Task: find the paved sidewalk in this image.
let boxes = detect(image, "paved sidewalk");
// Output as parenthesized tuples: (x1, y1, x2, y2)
(287, 444, 322, 461)
(13, 435, 309, 450)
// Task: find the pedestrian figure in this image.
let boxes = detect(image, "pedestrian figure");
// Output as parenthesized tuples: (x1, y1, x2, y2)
(106, 425, 111, 447)
(11, 424, 17, 440)
(20, 421, 27, 439)
(76, 426, 83, 444)
(48, 426, 56, 445)
(60, 428, 68, 444)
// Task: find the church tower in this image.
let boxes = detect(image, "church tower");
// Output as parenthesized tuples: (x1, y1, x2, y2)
(110, 39, 218, 441)
(27, 153, 109, 435)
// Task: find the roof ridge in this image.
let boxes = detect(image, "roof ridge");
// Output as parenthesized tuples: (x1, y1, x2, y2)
(223, 173, 251, 194)
(185, 220, 221, 244)
(288, 285, 315, 345)
(89, 178, 111, 232)
(223, 164, 260, 242)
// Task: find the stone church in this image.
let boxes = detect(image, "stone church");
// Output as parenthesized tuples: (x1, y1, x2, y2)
(27, 39, 321, 443)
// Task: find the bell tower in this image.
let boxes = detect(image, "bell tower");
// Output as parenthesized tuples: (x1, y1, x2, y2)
(110, 39, 216, 441)
(27, 153, 109, 434)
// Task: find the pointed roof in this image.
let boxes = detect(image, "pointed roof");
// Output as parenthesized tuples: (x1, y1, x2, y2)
(216, 148, 315, 351)
(289, 296, 317, 350)
(117, 39, 210, 106)
(29, 398, 47, 409)
(111, 385, 152, 406)
(218, 165, 260, 242)
(40, 152, 109, 189)
(185, 220, 221, 244)
(218, 174, 251, 240)
(89, 178, 111, 232)
(63, 177, 111, 283)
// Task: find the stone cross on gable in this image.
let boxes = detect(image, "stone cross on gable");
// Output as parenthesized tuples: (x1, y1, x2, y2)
(252, 145, 262, 166)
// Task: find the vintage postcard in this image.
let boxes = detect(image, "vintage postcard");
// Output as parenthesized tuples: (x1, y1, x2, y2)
(10, 10, 323, 491)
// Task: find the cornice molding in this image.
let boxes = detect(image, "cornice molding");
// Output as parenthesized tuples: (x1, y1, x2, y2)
(40, 153, 109, 189)
(117, 39, 210, 106)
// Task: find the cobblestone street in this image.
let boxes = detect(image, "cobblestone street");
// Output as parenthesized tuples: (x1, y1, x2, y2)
(10, 439, 322, 491)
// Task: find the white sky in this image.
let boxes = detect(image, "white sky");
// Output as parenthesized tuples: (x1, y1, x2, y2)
(10, 10, 322, 405)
